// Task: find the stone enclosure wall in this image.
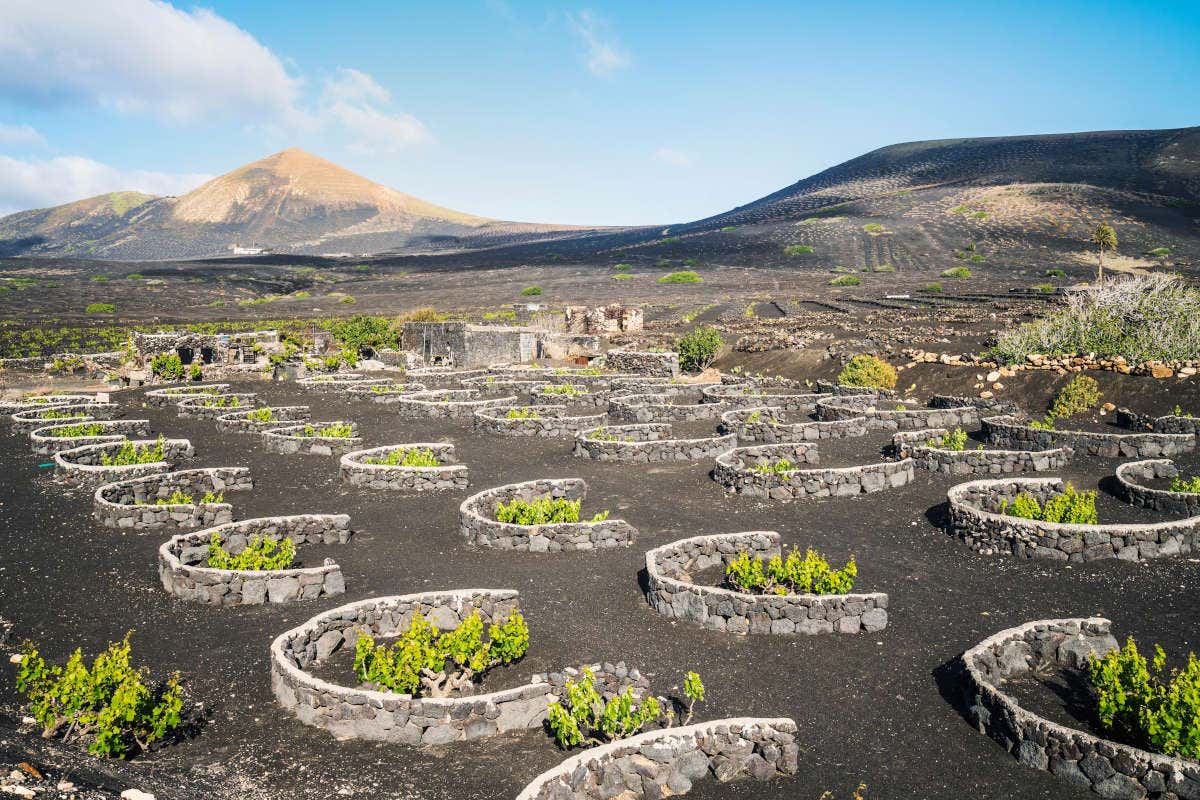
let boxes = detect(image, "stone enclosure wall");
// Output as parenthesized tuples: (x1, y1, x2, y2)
(54, 438, 194, 486)
(515, 718, 799, 800)
(393, 390, 518, 419)
(159, 514, 352, 605)
(573, 423, 736, 463)
(144, 384, 230, 407)
(645, 531, 889, 635)
(982, 415, 1195, 459)
(946, 477, 1200, 562)
(176, 393, 260, 419)
(459, 478, 636, 552)
(340, 443, 469, 492)
(605, 350, 680, 377)
(816, 395, 981, 432)
(11, 402, 122, 434)
(215, 406, 311, 434)
(609, 393, 727, 423)
(699, 385, 822, 413)
(29, 419, 152, 455)
(718, 408, 868, 444)
(343, 382, 428, 402)
(961, 617, 1200, 799)
(472, 405, 607, 438)
(94, 466, 252, 530)
(1114, 459, 1200, 517)
(892, 429, 1070, 475)
(261, 422, 363, 456)
(713, 443, 914, 500)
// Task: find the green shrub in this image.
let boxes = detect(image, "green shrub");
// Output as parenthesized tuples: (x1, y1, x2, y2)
(683, 258, 699, 266)
(339, 295, 356, 305)
(100, 437, 165, 466)
(247, 408, 276, 423)
(505, 408, 540, 419)
(784, 245, 814, 255)
(941, 267, 972, 279)
(86, 303, 116, 314)
(541, 383, 584, 396)
(1170, 475, 1200, 493)
(1045, 268, 1067, 278)
(612, 263, 632, 271)
(90, 275, 110, 283)
(48, 423, 107, 438)
(547, 667, 703, 749)
(676, 326, 723, 372)
(329, 315, 400, 354)
(721, 225, 736, 231)
(1048, 375, 1101, 419)
(207, 533, 295, 570)
(726, 548, 857, 595)
(494, 497, 608, 524)
(127, 273, 144, 280)
(354, 609, 528, 696)
(1089, 637, 1200, 759)
(660, 236, 681, 244)
(925, 427, 969, 451)
(301, 423, 355, 438)
(658, 270, 702, 284)
(1001, 483, 1097, 524)
(149, 352, 184, 380)
(862, 223, 886, 234)
(829, 275, 860, 286)
(837, 355, 897, 389)
(364, 447, 441, 467)
(612, 273, 632, 280)
(1032, 283, 1055, 293)
(521, 286, 543, 297)
(751, 458, 795, 474)
(587, 427, 631, 443)
(201, 395, 241, 408)
(873, 264, 895, 273)
(15, 633, 182, 758)
(925, 282, 943, 293)
(187, 364, 203, 380)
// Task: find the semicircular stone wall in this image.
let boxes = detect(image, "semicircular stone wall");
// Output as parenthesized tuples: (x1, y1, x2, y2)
(215, 406, 311, 434)
(699, 384, 822, 412)
(159, 513, 352, 605)
(515, 718, 800, 800)
(459, 478, 635, 552)
(176, 393, 260, 419)
(11, 402, 121, 434)
(261, 422, 363, 455)
(892, 429, 1070, 475)
(54, 437, 194, 486)
(982, 415, 1195, 459)
(30, 419, 152, 456)
(340, 443, 468, 492)
(573, 423, 736, 462)
(394, 390, 519, 419)
(608, 393, 726, 423)
(1114, 459, 1200, 517)
(93, 466, 252, 530)
(472, 405, 607, 438)
(960, 617, 1200, 799)
(343, 382, 428, 402)
(645, 531, 889, 635)
(1, 394, 102, 414)
(145, 384, 230, 407)
(946, 476, 1200, 561)
(816, 395, 981, 432)
(718, 408, 869, 444)
(713, 444, 913, 500)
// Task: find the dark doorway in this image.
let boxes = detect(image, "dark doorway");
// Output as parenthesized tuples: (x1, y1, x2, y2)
(177, 347, 194, 365)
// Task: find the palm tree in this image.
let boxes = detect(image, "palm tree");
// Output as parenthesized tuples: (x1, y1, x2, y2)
(1091, 223, 1117, 282)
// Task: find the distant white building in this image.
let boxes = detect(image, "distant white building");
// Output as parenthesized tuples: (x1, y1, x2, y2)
(230, 244, 268, 256)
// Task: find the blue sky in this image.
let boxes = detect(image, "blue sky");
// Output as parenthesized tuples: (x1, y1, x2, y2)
(1, 0, 1197, 223)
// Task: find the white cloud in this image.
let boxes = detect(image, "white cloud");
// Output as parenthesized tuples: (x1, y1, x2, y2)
(566, 10, 630, 76)
(0, 0, 300, 124)
(0, 123, 45, 147)
(0, 154, 211, 216)
(319, 68, 431, 155)
(655, 147, 694, 168)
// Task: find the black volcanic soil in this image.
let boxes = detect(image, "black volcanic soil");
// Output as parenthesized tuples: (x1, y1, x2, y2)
(3, 375, 1200, 800)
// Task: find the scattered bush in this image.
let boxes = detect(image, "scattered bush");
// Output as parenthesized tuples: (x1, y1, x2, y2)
(829, 275, 860, 287)
(1048, 375, 1101, 419)
(521, 286, 543, 297)
(612, 273, 632, 280)
(339, 295, 356, 305)
(1032, 283, 1055, 293)
(925, 282, 943, 293)
(612, 263, 632, 271)
(505, 408, 540, 419)
(658, 271, 702, 284)
(201, 395, 241, 408)
(751, 458, 795, 474)
(207, 533, 295, 570)
(99, 437, 165, 467)
(48, 423, 107, 438)
(1088, 637, 1200, 759)
(941, 267, 972, 279)
(354, 609, 529, 697)
(837, 355, 897, 390)
(784, 245, 814, 255)
(676, 326, 723, 372)
(862, 223, 886, 234)
(149, 352, 184, 380)
(1001, 483, 1098, 524)
(188, 364, 203, 381)
(330, 315, 400, 354)
(86, 303, 116, 314)
(301, 423, 355, 439)
(90, 275, 110, 283)
(127, 273, 144, 280)
(494, 498, 608, 524)
(726, 548, 857, 595)
(15, 633, 183, 758)
(1170, 475, 1200, 493)
(547, 668, 703, 749)
(364, 447, 441, 467)
(541, 383, 584, 396)
(873, 264, 895, 273)
(925, 428, 969, 451)
(1045, 268, 1067, 278)
(247, 408, 276, 423)
(660, 236, 681, 245)
(398, 307, 447, 323)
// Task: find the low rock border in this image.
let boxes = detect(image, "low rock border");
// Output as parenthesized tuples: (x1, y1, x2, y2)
(573, 424, 736, 462)
(297, 374, 390, 391)
(713, 444, 913, 500)
(343, 382, 428, 403)
(393, 389, 518, 419)
(893, 429, 1070, 475)
(159, 513, 352, 605)
(93, 467, 252, 530)
(960, 617, 1200, 799)
(215, 406, 311, 434)
(530, 384, 612, 409)
(946, 476, 1200, 561)
(54, 437, 194, 486)
(982, 415, 1194, 459)
(261, 422, 363, 456)
(459, 478, 636, 552)
(718, 407, 869, 443)
(405, 367, 490, 384)
(515, 718, 800, 800)
(699, 384, 823, 412)
(473, 405, 607, 438)
(609, 393, 727, 423)
(11, 402, 121, 434)
(605, 350, 679, 377)
(30, 419, 152, 456)
(176, 393, 260, 419)
(1114, 459, 1200, 517)
(144, 384, 230, 407)
(0, 394, 101, 414)
(816, 395, 980, 432)
(645, 531, 888, 635)
(340, 443, 468, 492)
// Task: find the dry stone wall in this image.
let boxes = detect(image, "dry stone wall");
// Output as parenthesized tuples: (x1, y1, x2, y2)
(1114, 459, 1200, 517)
(645, 531, 888, 635)
(605, 350, 680, 377)
(343, 383, 428, 403)
(394, 390, 519, 419)
(699, 385, 822, 412)
(609, 393, 727, 423)
(159, 514, 352, 605)
(573, 424, 736, 462)
(11, 402, 121, 434)
(29, 419, 152, 455)
(718, 408, 868, 444)
(340, 443, 468, 492)
(982, 415, 1194, 459)
(713, 444, 913, 500)
(892, 429, 1070, 475)
(144, 384, 229, 407)
(215, 406, 310, 434)
(816, 395, 981, 432)
(262, 422, 363, 456)
(176, 393, 260, 419)
(54, 438, 193, 486)
(93, 467, 252, 530)
(961, 617, 1200, 799)
(946, 477, 1200, 562)
(459, 478, 635, 552)
(472, 405, 607, 438)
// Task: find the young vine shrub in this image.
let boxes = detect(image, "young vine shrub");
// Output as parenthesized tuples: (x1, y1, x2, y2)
(206, 533, 295, 570)
(546, 668, 705, 749)
(1048, 375, 1101, 419)
(99, 436, 165, 466)
(926, 427, 969, 451)
(15, 633, 183, 758)
(149, 352, 184, 380)
(541, 384, 583, 396)
(725, 548, 857, 595)
(750, 458, 795, 474)
(1000, 483, 1097, 524)
(353, 609, 529, 697)
(506, 408, 540, 419)
(1089, 637, 1200, 760)
(247, 408, 276, 423)
(1170, 475, 1200, 493)
(364, 447, 441, 467)
(49, 422, 107, 437)
(301, 423, 355, 438)
(493, 498, 610, 524)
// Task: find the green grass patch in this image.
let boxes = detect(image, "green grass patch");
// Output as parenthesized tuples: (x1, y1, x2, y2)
(85, 303, 116, 314)
(941, 267, 972, 279)
(520, 286, 543, 296)
(783, 245, 813, 256)
(658, 271, 702, 284)
(829, 275, 860, 287)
